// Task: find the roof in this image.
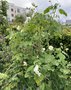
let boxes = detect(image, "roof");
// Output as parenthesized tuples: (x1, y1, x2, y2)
(66, 20, 71, 24)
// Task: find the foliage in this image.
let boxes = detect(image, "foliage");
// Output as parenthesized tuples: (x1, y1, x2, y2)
(44, 6, 53, 14)
(0, 13, 71, 90)
(14, 15, 26, 24)
(0, 1, 71, 89)
(0, 0, 8, 16)
(0, 0, 10, 76)
(44, 3, 67, 17)
(49, 26, 71, 61)
(25, 9, 33, 17)
(59, 9, 67, 16)
(0, 15, 8, 34)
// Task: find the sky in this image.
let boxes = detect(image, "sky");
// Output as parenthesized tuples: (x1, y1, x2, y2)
(7, 0, 71, 22)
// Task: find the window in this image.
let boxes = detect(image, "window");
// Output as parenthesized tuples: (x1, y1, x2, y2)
(12, 19, 14, 22)
(11, 14, 14, 17)
(11, 8, 13, 12)
(15, 10, 16, 13)
(17, 9, 20, 13)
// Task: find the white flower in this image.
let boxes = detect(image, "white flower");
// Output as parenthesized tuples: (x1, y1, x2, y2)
(21, 29, 23, 32)
(17, 26, 21, 30)
(34, 65, 41, 77)
(48, 45, 53, 51)
(23, 61, 27, 66)
(36, 55, 39, 58)
(61, 46, 63, 49)
(65, 48, 69, 51)
(60, 43, 63, 46)
(42, 48, 45, 52)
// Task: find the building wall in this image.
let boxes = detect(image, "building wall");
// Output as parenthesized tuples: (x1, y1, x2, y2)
(66, 20, 71, 25)
(7, 3, 16, 22)
(7, 3, 31, 22)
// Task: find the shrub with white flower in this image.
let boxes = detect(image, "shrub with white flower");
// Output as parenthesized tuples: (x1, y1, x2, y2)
(34, 65, 41, 77)
(48, 45, 53, 51)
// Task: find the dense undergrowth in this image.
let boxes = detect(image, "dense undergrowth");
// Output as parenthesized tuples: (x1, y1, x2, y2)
(0, 12, 71, 90)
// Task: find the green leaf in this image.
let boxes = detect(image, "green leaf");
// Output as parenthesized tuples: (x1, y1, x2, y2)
(34, 75, 44, 86)
(39, 83, 45, 90)
(59, 9, 67, 16)
(4, 86, 11, 90)
(60, 69, 70, 75)
(0, 73, 8, 79)
(44, 6, 53, 14)
(57, 53, 65, 60)
(25, 65, 34, 78)
(27, 65, 34, 72)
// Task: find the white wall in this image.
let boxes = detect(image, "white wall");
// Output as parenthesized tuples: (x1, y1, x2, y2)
(7, 3, 16, 22)
(7, 3, 30, 22)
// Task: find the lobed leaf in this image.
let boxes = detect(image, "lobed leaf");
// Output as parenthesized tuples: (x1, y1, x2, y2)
(59, 9, 67, 16)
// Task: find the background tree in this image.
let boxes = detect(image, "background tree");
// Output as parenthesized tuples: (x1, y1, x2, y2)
(0, 0, 9, 74)
(14, 15, 26, 24)
(0, 0, 8, 16)
(25, 8, 33, 17)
